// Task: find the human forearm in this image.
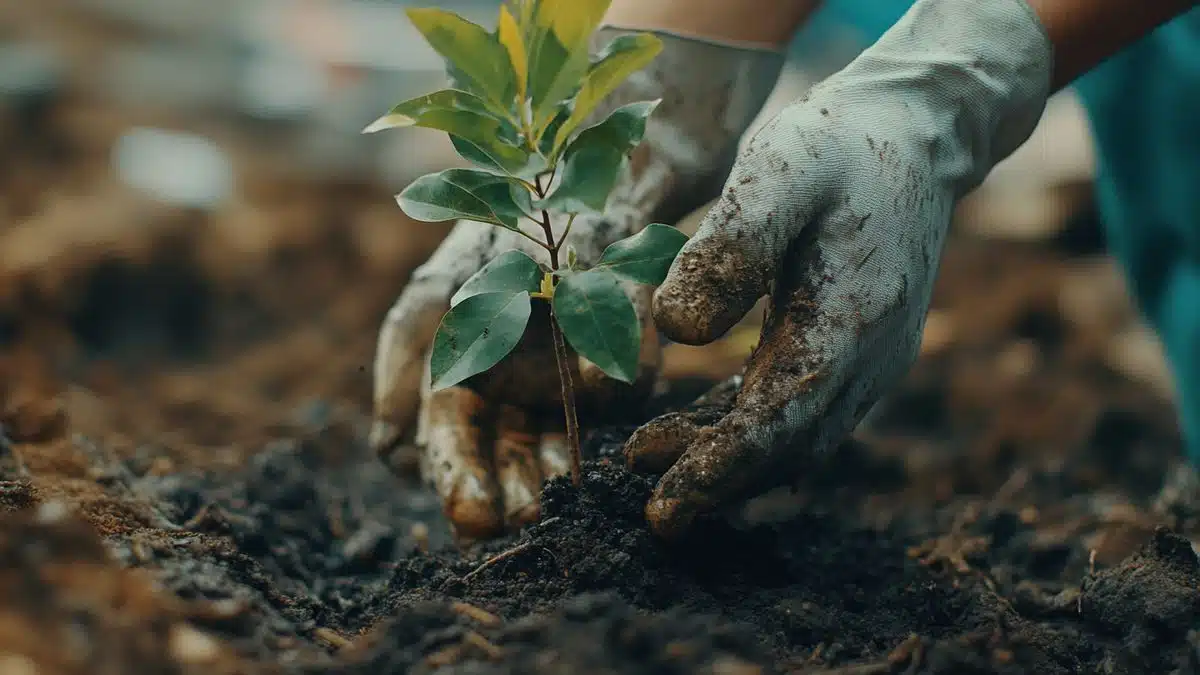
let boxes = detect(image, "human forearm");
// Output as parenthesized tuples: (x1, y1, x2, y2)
(603, 0, 822, 47)
(1027, 0, 1198, 88)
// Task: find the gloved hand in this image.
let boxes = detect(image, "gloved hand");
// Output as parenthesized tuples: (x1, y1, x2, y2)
(370, 28, 784, 540)
(624, 0, 1054, 538)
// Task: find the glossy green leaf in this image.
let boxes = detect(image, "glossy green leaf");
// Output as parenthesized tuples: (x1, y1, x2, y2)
(430, 291, 531, 390)
(398, 169, 532, 229)
(364, 89, 533, 176)
(406, 8, 516, 114)
(451, 250, 543, 307)
(536, 103, 571, 157)
(596, 224, 688, 285)
(538, 100, 659, 213)
(526, 0, 612, 135)
(497, 5, 528, 99)
(553, 268, 639, 383)
(448, 134, 542, 178)
(552, 33, 662, 156)
(362, 89, 495, 133)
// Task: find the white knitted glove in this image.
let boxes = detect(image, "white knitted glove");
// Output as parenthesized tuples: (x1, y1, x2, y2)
(370, 29, 784, 540)
(625, 0, 1054, 538)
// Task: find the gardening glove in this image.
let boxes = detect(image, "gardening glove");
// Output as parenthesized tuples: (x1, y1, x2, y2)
(371, 28, 785, 540)
(624, 0, 1055, 539)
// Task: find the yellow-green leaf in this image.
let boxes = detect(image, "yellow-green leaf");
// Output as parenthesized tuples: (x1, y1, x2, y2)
(532, 0, 611, 52)
(407, 8, 515, 114)
(525, 0, 613, 134)
(552, 33, 662, 156)
(362, 89, 496, 133)
(497, 5, 528, 100)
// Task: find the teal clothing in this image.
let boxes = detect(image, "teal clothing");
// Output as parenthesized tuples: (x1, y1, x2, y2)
(798, 4, 1200, 458)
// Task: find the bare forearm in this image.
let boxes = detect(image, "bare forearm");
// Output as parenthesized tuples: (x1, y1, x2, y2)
(1027, 0, 1198, 89)
(604, 0, 822, 47)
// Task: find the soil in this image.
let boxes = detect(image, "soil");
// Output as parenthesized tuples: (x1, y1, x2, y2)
(7, 225, 1200, 675)
(6, 19, 1200, 673)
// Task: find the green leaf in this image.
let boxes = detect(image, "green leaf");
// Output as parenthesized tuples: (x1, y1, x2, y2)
(553, 268, 639, 384)
(448, 134, 542, 178)
(430, 291, 532, 390)
(451, 250, 543, 307)
(406, 8, 516, 115)
(363, 89, 533, 176)
(526, 0, 613, 136)
(362, 89, 494, 133)
(497, 5, 528, 100)
(537, 100, 659, 213)
(536, 102, 571, 157)
(596, 223, 688, 285)
(552, 33, 663, 156)
(398, 169, 532, 229)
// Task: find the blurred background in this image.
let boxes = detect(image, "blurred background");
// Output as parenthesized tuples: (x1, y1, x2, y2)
(0, 0, 1176, 467)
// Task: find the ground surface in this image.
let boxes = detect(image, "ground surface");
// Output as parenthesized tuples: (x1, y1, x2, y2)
(7, 225, 1200, 675)
(4, 35, 1200, 673)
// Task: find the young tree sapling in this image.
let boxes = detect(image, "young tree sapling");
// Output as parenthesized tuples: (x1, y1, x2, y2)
(364, 0, 688, 485)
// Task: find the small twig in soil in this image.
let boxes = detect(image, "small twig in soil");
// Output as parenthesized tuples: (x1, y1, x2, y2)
(463, 631, 504, 660)
(464, 542, 534, 582)
(423, 632, 505, 668)
(888, 634, 924, 669)
(313, 627, 352, 651)
(451, 601, 502, 627)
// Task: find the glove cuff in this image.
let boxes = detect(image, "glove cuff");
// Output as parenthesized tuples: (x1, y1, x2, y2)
(592, 26, 785, 190)
(841, 0, 1054, 195)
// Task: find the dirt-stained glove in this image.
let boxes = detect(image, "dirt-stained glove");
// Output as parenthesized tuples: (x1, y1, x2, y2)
(625, 0, 1054, 538)
(371, 29, 784, 540)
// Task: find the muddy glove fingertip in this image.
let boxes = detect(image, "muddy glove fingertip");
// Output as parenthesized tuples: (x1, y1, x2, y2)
(653, 217, 770, 345)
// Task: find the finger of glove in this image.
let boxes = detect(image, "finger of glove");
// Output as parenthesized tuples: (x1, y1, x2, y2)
(371, 221, 494, 458)
(494, 405, 543, 528)
(624, 375, 741, 474)
(652, 121, 833, 346)
(422, 385, 504, 540)
(646, 269, 882, 539)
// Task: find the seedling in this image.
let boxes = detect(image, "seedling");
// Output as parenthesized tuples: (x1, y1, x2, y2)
(365, 0, 687, 485)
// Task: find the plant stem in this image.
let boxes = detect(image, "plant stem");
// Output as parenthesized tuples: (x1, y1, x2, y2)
(532, 174, 582, 485)
(550, 314, 582, 486)
(559, 213, 577, 248)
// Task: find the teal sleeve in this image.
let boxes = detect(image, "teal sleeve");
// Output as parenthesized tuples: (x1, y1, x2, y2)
(1073, 10, 1200, 458)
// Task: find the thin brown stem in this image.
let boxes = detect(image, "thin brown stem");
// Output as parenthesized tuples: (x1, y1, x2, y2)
(532, 172, 581, 484)
(540, 209, 559, 267)
(511, 222, 554, 251)
(550, 313, 582, 485)
(559, 213, 577, 253)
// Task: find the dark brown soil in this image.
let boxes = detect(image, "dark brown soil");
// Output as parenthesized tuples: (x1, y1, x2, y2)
(7, 284, 1200, 675)
(5, 13, 1200, 672)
